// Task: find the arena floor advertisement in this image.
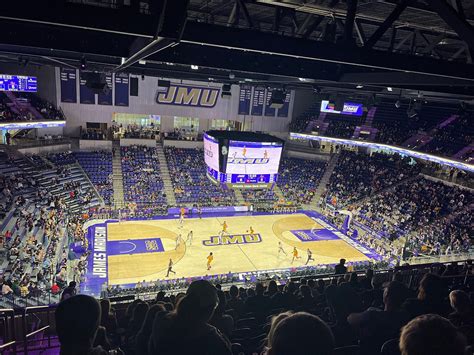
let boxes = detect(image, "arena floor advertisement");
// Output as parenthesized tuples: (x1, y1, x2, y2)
(81, 210, 381, 296)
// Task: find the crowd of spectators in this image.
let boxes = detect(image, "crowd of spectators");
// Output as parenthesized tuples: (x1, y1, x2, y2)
(55, 260, 474, 355)
(277, 157, 327, 204)
(422, 113, 473, 156)
(240, 189, 278, 204)
(354, 177, 472, 245)
(327, 151, 421, 206)
(0, 156, 90, 306)
(165, 147, 236, 206)
(121, 145, 167, 205)
(372, 102, 456, 146)
(0, 92, 64, 122)
(324, 115, 361, 139)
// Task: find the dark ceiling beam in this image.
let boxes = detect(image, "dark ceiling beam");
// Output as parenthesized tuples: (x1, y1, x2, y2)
(394, 31, 414, 51)
(343, 0, 358, 43)
(236, 0, 254, 29)
(177, 22, 474, 80)
(302, 0, 339, 38)
(302, 16, 325, 39)
(113, 38, 176, 72)
(418, 32, 445, 58)
(2, 18, 474, 82)
(388, 27, 397, 52)
(0, 1, 156, 38)
(429, 0, 474, 56)
(272, 7, 282, 32)
(227, 2, 237, 25)
(354, 19, 366, 46)
(296, 14, 314, 35)
(339, 72, 474, 86)
(364, 0, 413, 49)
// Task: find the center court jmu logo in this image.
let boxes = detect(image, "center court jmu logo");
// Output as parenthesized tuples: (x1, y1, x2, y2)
(203, 233, 262, 246)
(227, 158, 269, 164)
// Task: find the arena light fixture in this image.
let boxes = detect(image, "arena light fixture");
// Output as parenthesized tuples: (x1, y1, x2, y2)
(80, 56, 87, 69)
(387, 87, 393, 92)
(356, 85, 363, 89)
(191, 65, 199, 70)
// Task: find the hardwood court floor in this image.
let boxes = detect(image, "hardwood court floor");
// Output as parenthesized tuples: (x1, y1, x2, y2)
(106, 213, 370, 285)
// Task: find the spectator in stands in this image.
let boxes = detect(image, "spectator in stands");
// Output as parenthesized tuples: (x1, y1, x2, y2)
(399, 314, 467, 355)
(149, 280, 231, 355)
(402, 273, 450, 319)
(60, 281, 77, 301)
(135, 304, 165, 355)
(245, 282, 270, 316)
(449, 290, 474, 327)
(265, 312, 334, 355)
(126, 301, 149, 347)
(55, 295, 107, 355)
(335, 258, 347, 274)
(100, 299, 118, 334)
(210, 290, 234, 339)
(227, 285, 245, 316)
(348, 281, 409, 354)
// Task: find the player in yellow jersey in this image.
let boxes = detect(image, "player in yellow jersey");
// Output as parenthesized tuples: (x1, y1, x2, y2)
(207, 252, 214, 270)
(249, 226, 255, 236)
(242, 146, 247, 157)
(222, 221, 228, 233)
(292, 247, 301, 263)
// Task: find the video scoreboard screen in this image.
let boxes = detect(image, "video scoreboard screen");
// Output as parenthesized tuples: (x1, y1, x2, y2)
(0, 75, 37, 92)
(225, 140, 282, 185)
(320, 100, 363, 116)
(203, 133, 220, 172)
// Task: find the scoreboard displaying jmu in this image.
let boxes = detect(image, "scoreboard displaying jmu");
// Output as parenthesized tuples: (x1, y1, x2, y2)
(204, 131, 284, 188)
(0, 75, 37, 92)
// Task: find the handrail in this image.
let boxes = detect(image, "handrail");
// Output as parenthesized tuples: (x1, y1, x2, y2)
(25, 325, 50, 339)
(0, 341, 16, 351)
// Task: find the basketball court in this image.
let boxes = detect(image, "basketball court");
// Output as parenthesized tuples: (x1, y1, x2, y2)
(82, 211, 379, 295)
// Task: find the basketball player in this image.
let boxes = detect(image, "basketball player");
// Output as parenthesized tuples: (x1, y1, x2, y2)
(242, 146, 247, 157)
(222, 221, 228, 233)
(166, 258, 176, 277)
(217, 229, 224, 245)
(179, 213, 184, 228)
(248, 226, 255, 236)
(197, 206, 202, 219)
(278, 241, 287, 256)
(175, 234, 181, 250)
(305, 248, 314, 265)
(292, 247, 301, 263)
(263, 150, 268, 159)
(186, 230, 193, 246)
(207, 252, 214, 270)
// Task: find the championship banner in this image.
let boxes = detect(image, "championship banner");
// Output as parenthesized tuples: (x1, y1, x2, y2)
(238, 85, 252, 115)
(60, 68, 77, 103)
(277, 91, 291, 117)
(98, 73, 113, 105)
(251, 87, 265, 116)
(79, 71, 95, 104)
(114, 73, 129, 106)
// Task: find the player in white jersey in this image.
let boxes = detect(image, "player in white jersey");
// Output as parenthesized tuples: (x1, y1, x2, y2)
(178, 214, 184, 228)
(278, 241, 287, 256)
(186, 230, 193, 246)
(175, 234, 182, 250)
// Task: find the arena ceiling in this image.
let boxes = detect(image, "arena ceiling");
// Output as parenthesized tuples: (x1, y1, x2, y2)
(0, 0, 474, 101)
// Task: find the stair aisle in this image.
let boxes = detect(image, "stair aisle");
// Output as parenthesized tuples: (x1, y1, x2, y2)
(112, 140, 125, 208)
(155, 143, 177, 206)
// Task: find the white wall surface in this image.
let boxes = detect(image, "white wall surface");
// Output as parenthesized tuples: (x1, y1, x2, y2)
(57, 73, 294, 136)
